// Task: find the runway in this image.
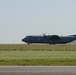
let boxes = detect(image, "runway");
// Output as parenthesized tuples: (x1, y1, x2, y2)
(0, 66, 76, 75)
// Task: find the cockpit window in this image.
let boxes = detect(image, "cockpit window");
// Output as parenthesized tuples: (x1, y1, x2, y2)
(25, 36, 28, 39)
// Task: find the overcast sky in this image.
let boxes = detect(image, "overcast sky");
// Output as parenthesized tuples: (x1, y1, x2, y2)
(0, 0, 76, 44)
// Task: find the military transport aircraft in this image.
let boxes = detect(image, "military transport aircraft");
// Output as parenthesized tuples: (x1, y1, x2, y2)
(22, 34, 76, 44)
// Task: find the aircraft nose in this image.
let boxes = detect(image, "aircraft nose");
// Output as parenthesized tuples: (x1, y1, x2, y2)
(22, 39, 25, 42)
(22, 38, 28, 42)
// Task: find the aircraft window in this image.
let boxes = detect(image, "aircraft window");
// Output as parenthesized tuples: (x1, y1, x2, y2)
(25, 37, 27, 39)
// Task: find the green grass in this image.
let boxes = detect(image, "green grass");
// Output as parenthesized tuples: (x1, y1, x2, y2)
(0, 44, 76, 65)
(0, 50, 76, 65)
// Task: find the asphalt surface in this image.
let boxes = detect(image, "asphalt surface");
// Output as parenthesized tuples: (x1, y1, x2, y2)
(0, 66, 76, 75)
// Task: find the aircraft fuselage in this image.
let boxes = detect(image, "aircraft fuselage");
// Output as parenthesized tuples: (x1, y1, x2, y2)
(22, 35, 76, 44)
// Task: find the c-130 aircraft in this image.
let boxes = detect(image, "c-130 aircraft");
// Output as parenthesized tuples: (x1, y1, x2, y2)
(22, 34, 76, 44)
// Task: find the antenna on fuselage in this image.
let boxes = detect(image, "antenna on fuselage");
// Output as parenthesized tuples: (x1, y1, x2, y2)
(43, 33, 46, 36)
(43, 33, 46, 38)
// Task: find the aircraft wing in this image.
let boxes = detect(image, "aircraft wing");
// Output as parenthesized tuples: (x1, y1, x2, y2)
(51, 35, 60, 40)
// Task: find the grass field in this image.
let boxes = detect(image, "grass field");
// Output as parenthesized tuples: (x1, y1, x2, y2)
(0, 44, 76, 51)
(0, 44, 76, 65)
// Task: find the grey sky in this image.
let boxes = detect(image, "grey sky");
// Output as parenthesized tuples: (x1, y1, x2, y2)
(0, 0, 76, 43)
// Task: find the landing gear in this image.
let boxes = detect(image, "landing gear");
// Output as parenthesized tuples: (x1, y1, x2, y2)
(27, 43, 30, 45)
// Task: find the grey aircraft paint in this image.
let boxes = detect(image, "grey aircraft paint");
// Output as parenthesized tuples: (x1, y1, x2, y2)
(22, 34, 76, 44)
